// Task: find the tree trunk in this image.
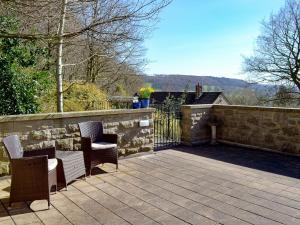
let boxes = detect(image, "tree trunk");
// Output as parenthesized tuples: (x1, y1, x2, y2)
(56, 0, 67, 112)
(86, 0, 99, 83)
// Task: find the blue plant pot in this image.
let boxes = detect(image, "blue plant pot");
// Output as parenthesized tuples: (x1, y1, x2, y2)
(132, 102, 141, 109)
(140, 99, 150, 108)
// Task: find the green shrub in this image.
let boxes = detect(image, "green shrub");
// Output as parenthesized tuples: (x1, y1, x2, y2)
(39, 82, 108, 112)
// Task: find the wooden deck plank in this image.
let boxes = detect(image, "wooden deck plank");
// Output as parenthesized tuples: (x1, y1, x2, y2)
(126, 155, 300, 224)
(114, 164, 278, 225)
(62, 183, 131, 225)
(161, 150, 300, 189)
(84, 176, 191, 225)
(50, 192, 100, 225)
(153, 152, 300, 202)
(71, 179, 159, 225)
(120, 161, 298, 225)
(97, 170, 226, 225)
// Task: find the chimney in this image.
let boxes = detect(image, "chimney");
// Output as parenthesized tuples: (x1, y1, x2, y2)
(195, 82, 202, 99)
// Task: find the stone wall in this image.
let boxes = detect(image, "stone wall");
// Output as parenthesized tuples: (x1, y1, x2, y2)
(181, 105, 212, 145)
(213, 105, 300, 155)
(181, 104, 300, 155)
(0, 108, 154, 175)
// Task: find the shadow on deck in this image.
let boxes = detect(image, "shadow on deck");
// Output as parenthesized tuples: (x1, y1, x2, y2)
(168, 144, 300, 179)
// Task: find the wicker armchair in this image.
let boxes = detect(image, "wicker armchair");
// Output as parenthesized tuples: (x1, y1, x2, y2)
(3, 135, 57, 209)
(78, 121, 118, 176)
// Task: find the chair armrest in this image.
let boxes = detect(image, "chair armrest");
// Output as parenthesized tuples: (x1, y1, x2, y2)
(23, 147, 56, 159)
(11, 155, 48, 174)
(102, 134, 118, 144)
(81, 137, 92, 152)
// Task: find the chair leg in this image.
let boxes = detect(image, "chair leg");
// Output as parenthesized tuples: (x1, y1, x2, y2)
(86, 164, 92, 177)
(48, 199, 51, 209)
(116, 163, 118, 171)
(8, 201, 12, 208)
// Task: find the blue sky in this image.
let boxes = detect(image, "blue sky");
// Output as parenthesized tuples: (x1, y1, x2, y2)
(144, 0, 285, 79)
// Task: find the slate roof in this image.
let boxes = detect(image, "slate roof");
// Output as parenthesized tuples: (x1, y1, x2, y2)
(150, 92, 194, 104)
(150, 91, 227, 104)
(194, 92, 223, 104)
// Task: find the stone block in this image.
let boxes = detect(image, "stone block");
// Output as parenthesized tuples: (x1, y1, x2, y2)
(120, 121, 135, 128)
(56, 138, 74, 150)
(26, 142, 44, 150)
(287, 119, 297, 125)
(125, 147, 139, 155)
(264, 134, 274, 143)
(74, 143, 81, 151)
(63, 133, 73, 138)
(42, 140, 55, 148)
(139, 145, 153, 152)
(51, 128, 67, 135)
(246, 117, 259, 126)
(140, 129, 151, 135)
(104, 122, 119, 128)
(67, 124, 79, 132)
(31, 130, 51, 140)
(131, 137, 146, 146)
(0, 161, 10, 175)
(118, 148, 126, 155)
(104, 127, 118, 134)
(282, 127, 299, 136)
(73, 137, 81, 144)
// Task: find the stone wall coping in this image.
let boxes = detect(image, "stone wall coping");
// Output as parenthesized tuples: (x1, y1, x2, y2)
(181, 104, 213, 109)
(213, 104, 300, 113)
(181, 104, 300, 113)
(0, 108, 155, 123)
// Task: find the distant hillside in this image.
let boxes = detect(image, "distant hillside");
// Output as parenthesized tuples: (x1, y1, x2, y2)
(143, 74, 270, 93)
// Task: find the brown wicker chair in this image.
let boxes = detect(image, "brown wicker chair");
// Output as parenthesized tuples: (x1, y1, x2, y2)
(78, 121, 118, 176)
(3, 135, 57, 209)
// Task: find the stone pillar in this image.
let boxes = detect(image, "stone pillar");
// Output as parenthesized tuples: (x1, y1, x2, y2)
(181, 105, 213, 146)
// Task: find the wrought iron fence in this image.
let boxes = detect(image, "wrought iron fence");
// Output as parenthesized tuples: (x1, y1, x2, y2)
(152, 103, 181, 150)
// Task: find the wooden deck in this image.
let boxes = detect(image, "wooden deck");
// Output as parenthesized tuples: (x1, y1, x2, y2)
(1, 145, 300, 225)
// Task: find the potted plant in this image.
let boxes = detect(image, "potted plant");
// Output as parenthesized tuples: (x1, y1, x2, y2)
(132, 93, 141, 109)
(139, 87, 154, 108)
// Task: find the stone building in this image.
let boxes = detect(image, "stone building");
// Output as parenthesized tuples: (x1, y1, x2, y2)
(150, 83, 230, 105)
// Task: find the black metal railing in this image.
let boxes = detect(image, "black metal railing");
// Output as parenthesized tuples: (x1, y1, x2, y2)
(152, 104, 182, 150)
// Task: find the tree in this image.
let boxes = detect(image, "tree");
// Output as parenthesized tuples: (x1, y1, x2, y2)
(226, 88, 259, 106)
(0, 16, 51, 115)
(257, 85, 300, 107)
(244, 0, 300, 93)
(0, 0, 172, 112)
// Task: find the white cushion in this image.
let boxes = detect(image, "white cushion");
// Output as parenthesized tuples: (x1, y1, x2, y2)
(48, 158, 58, 171)
(92, 142, 117, 150)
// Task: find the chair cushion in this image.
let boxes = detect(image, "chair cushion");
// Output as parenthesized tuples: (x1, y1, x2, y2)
(92, 142, 117, 150)
(48, 158, 58, 171)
